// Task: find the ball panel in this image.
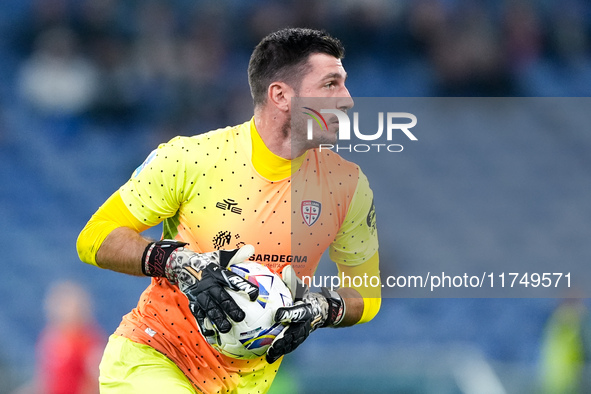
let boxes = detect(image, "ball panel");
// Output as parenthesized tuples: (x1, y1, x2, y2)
(211, 262, 293, 359)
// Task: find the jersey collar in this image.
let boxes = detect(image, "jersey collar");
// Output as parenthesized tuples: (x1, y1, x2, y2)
(250, 118, 305, 181)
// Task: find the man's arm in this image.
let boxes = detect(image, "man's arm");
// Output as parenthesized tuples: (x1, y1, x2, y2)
(77, 191, 151, 273)
(95, 226, 150, 276)
(77, 137, 185, 272)
(265, 253, 380, 363)
(336, 252, 381, 325)
(335, 287, 364, 327)
(77, 189, 259, 336)
(329, 167, 381, 326)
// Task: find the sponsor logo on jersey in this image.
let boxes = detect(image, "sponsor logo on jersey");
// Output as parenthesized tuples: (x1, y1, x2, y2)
(248, 254, 308, 264)
(213, 230, 233, 249)
(216, 198, 242, 214)
(301, 200, 321, 226)
(212, 231, 244, 249)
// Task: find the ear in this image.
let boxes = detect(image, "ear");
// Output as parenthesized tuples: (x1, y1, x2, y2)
(267, 82, 294, 112)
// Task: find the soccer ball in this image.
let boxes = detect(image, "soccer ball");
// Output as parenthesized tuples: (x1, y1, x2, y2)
(212, 261, 293, 359)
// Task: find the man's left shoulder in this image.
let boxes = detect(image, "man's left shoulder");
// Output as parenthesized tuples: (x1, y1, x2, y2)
(310, 148, 361, 177)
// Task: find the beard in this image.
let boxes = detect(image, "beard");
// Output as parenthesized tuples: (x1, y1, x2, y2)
(281, 113, 291, 138)
(289, 110, 339, 157)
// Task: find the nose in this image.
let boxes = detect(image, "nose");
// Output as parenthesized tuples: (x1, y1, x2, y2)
(337, 87, 354, 112)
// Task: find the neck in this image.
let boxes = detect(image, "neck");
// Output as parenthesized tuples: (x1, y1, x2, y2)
(250, 120, 304, 181)
(254, 108, 306, 159)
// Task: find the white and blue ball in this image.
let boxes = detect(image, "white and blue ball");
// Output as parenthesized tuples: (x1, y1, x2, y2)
(212, 261, 293, 359)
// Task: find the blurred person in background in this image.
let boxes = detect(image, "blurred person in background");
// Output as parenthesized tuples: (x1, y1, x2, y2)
(17, 25, 99, 139)
(540, 298, 591, 393)
(18, 26, 99, 117)
(13, 281, 105, 394)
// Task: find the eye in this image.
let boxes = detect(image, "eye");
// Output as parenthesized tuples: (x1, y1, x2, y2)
(325, 81, 336, 88)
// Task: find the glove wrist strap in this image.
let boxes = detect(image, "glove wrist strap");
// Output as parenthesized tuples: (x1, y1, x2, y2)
(320, 287, 345, 327)
(142, 240, 187, 277)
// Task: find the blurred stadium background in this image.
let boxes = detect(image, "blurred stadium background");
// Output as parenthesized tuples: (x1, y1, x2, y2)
(1, 0, 591, 393)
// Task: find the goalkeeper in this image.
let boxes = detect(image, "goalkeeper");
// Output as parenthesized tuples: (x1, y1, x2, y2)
(77, 27, 381, 394)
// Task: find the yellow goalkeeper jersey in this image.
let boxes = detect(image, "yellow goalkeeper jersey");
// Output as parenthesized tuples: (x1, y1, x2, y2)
(83, 119, 378, 393)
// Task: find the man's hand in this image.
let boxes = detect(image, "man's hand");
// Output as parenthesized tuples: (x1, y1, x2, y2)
(142, 240, 259, 336)
(265, 265, 345, 364)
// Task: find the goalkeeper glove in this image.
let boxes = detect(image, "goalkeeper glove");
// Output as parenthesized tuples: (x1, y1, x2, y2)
(142, 240, 259, 337)
(265, 265, 345, 364)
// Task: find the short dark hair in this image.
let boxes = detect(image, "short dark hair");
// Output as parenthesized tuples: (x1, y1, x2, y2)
(248, 27, 345, 107)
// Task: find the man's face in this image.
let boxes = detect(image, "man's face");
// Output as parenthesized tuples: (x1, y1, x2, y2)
(291, 53, 354, 148)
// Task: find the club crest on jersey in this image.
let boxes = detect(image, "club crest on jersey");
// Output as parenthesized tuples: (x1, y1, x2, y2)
(301, 200, 321, 226)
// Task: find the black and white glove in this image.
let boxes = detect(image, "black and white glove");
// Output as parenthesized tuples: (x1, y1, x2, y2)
(142, 240, 259, 338)
(266, 265, 345, 364)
